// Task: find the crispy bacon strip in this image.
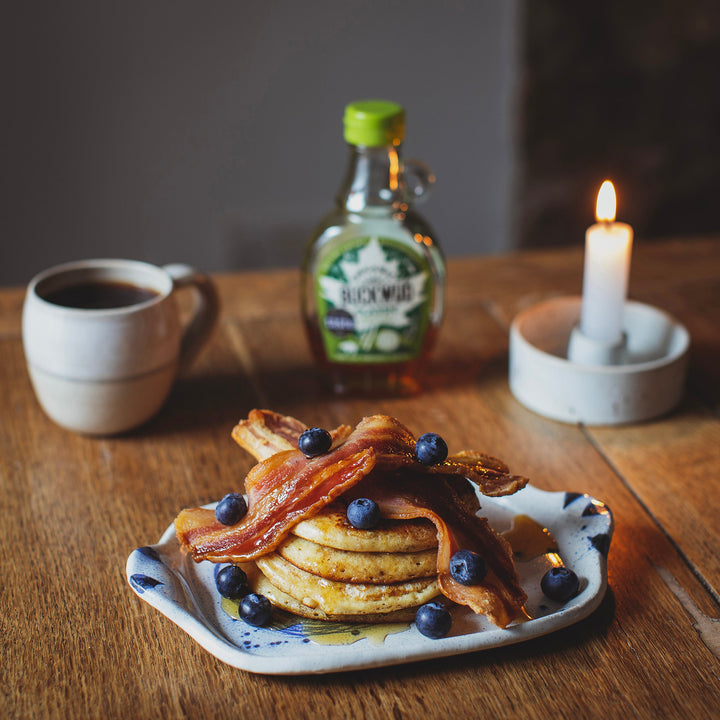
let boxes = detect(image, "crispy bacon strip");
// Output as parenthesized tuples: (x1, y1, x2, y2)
(231, 409, 527, 498)
(175, 447, 376, 561)
(416, 451, 527, 498)
(345, 473, 526, 628)
(231, 409, 352, 463)
(176, 415, 418, 561)
(231, 409, 304, 461)
(177, 414, 424, 561)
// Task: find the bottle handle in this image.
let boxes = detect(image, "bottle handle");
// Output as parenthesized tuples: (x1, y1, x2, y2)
(403, 159, 435, 205)
(163, 264, 220, 374)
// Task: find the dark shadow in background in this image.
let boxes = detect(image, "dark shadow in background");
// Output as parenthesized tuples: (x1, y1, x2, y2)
(517, 1, 720, 247)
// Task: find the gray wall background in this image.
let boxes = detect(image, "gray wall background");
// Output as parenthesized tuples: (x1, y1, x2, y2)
(1, 1, 519, 285)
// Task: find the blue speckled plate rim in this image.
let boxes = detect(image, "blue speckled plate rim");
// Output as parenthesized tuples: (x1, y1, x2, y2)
(126, 484, 613, 675)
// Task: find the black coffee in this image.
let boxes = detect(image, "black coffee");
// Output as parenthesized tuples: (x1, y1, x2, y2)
(43, 281, 161, 309)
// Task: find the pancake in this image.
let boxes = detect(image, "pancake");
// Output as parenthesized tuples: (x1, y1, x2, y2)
(254, 553, 439, 616)
(276, 535, 437, 583)
(250, 572, 424, 623)
(257, 502, 440, 619)
(292, 502, 438, 553)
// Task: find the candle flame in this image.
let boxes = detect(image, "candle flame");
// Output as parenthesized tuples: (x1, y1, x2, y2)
(595, 180, 617, 223)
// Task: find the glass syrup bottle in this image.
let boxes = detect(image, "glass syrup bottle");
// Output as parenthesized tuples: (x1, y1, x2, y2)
(301, 99, 445, 395)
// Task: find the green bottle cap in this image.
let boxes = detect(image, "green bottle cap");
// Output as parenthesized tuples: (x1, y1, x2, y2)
(343, 99, 405, 147)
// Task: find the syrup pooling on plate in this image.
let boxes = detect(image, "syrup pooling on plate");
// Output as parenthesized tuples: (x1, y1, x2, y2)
(502, 514, 560, 563)
(221, 597, 408, 646)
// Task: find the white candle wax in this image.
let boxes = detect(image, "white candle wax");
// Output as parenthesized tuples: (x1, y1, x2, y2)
(579, 220, 633, 344)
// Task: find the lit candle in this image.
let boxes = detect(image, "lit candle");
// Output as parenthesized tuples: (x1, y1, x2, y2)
(579, 180, 633, 344)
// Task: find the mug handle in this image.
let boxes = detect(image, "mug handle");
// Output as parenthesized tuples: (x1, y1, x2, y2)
(163, 264, 220, 374)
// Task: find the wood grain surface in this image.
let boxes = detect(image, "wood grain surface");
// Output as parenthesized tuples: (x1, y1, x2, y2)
(2, 237, 719, 719)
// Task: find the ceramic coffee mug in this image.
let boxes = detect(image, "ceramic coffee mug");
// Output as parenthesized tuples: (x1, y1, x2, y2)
(22, 258, 219, 435)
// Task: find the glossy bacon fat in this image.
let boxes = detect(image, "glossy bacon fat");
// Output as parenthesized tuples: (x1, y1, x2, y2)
(175, 410, 529, 627)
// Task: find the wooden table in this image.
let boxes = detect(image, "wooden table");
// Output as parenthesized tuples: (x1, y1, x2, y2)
(2, 237, 720, 719)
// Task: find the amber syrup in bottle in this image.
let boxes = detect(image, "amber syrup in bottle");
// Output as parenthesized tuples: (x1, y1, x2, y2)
(301, 99, 445, 395)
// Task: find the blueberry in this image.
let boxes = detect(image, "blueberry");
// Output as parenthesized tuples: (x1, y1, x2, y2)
(415, 433, 449, 465)
(346, 498, 381, 530)
(240, 593, 272, 626)
(449, 550, 488, 585)
(215, 565, 250, 599)
(415, 601, 452, 639)
(298, 427, 332, 457)
(541, 566, 579, 603)
(215, 493, 247, 526)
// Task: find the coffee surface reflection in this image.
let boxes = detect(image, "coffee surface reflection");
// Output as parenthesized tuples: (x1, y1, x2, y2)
(43, 281, 160, 309)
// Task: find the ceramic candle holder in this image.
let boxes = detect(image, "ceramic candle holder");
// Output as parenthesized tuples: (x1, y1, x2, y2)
(508, 296, 690, 425)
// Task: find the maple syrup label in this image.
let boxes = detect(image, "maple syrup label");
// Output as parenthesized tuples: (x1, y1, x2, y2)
(315, 237, 432, 363)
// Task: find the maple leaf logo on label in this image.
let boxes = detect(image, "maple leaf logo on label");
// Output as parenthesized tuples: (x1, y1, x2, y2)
(319, 238, 427, 332)
(315, 237, 431, 363)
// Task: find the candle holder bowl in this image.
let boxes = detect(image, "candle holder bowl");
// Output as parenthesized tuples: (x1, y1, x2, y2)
(508, 296, 690, 425)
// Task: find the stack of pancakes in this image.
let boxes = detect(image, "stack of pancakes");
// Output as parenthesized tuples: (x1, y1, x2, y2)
(247, 501, 442, 623)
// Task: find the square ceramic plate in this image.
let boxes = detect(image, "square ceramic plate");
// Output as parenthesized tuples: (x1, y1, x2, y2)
(126, 485, 612, 675)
